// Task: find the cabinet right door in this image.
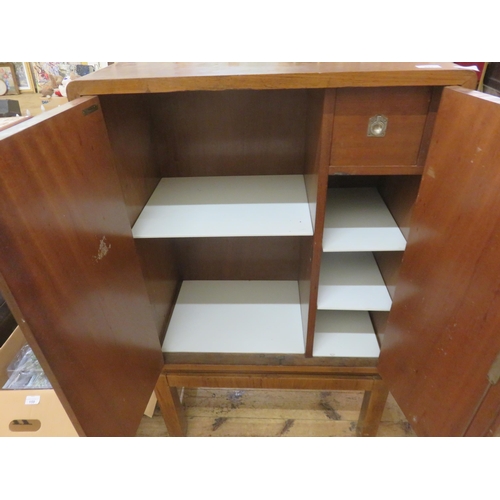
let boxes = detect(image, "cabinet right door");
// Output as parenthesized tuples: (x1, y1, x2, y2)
(378, 87, 500, 436)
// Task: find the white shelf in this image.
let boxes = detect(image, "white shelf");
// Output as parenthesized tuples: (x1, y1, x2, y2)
(323, 188, 406, 252)
(313, 310, 380, 357)
(132, 175, 314, 238)
(317, 252, 392, 311)
(162, 280, 305, 354)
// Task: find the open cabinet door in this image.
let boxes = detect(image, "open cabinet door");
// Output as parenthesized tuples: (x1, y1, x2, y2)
(0, 97, 163, 436)
(379, 87, 500, 436)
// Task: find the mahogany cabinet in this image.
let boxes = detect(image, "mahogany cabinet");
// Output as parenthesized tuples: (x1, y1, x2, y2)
(0, 63, 498, 437)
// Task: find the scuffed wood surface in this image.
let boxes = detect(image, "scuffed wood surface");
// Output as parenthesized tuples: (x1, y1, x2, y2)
(378, 88, 500, 436)
(0, 98, 163, 436)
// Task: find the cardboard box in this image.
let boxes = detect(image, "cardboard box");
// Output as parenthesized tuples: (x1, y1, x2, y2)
(0, 327, 78, 437)
(0, 327, 158, 436)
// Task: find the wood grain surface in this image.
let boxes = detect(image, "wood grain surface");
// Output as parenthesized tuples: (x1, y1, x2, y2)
(99, 94, 161, 226)
(0, 98, 163, 436)
(67, 62, 476, 99)
(163, 352, 379, 370)
(150, 89, 308, 178)
(303, 90, 335, 356)
(134, 239, 180, 339)
(378, 88, 500, 436)
(330, 87, 431, 166)
(1, 66, 483, 438)
(173, 237, 303, 280)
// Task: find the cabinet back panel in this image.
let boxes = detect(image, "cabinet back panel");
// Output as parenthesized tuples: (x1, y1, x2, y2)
(173, 237, 305, 281)
(378, 175, 421, 240)
(373, 251, 404, 300)
(99, 94, 162, 226)
(149, 90, 308, 177)
(328, 175, 380, 188)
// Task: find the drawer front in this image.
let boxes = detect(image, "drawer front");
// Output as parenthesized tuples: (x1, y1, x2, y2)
(330, 87, 432, 166)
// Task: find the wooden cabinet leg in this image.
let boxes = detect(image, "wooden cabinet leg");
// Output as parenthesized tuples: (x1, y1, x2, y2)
(154, 374, 187, 437)
(356, 379, 389, 437)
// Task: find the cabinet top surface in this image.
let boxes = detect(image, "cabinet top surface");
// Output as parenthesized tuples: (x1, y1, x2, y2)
(67, 62, 476, 99)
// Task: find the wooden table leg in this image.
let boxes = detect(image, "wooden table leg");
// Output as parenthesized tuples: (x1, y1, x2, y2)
(356, 379, 389, 437)
(155, 374, 187, 437)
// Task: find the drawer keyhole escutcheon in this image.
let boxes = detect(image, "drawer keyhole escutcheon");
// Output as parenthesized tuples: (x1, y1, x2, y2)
(367, 115, 388, 137)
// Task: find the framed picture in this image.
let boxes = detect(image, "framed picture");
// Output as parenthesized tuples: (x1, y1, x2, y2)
(31, 62, 77, 91)
(13, 62, 36, 93)
(30, 62, 105, 91)
(0, 63, 20, 95)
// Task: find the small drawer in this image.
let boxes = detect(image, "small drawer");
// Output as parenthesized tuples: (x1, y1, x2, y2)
(330, 87, 432, 166)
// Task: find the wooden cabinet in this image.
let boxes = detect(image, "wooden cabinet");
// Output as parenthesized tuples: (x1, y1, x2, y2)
(1, 63, 498, 437)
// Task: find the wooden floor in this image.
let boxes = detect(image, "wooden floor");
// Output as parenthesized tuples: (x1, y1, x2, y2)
(136, 388, 416, 437)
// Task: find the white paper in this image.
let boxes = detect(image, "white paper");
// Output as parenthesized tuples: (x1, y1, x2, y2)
(25, 395, 41, 405)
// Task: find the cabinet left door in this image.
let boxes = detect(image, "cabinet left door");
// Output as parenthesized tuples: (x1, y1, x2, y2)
(0, 97, 164, 436)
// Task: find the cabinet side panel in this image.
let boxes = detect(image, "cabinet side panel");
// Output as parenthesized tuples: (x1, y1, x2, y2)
(373, 251, 404, 300)
(150, 90, 308, 177)
(0, 98, 163, 436)
(379, 88, 500, 436)
(378, 175, 421, 240)
(99, 94, 161, 226)
(416, 87, 443, 166)
(134, 239, 180, 340)
(302, 90, 335, 355)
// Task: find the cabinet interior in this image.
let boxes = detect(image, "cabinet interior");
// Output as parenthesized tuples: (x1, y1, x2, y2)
(99, 90, 423, 360)
(322, 175, 421, 352)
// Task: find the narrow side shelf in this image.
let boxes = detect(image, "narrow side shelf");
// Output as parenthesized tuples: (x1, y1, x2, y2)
(313, 310, 380, 357)
(323, 187, 407, 252)
(317, 252, 392, 311)
(162, 280, 305, 354)
(132, 175, 314, 238)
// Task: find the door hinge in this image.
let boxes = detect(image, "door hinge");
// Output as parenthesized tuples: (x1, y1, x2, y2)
(487, 351, 500, 385)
